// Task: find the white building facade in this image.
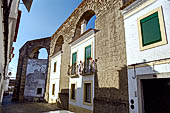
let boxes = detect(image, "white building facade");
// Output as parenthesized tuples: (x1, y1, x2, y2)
(49, 51, 62, 103)
(68, 29, 96, 113)
(0, 0, 20, 103)
(122, 0, 170, 113)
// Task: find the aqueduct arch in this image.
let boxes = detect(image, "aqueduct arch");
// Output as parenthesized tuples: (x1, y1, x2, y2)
(74, 10, 96, 38)
(53, 35, 64, 55)
(48, 0, 128, 112)
(13, 37, 50, 101)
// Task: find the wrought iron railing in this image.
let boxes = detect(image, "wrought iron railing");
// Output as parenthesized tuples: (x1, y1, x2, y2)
(68, 59, 97, 77)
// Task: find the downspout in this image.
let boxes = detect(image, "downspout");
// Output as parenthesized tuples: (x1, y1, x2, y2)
(132, 64, 136, 79)
(2, 0, 13, 78)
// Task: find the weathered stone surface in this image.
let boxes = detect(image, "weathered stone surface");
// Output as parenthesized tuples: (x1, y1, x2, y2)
(13, 37, 50, 102)
(24, 59, 48, 102)
(47, 0, 129, 112)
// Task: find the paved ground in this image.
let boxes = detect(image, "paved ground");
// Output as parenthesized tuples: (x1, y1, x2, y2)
(1, 94, 74, 113)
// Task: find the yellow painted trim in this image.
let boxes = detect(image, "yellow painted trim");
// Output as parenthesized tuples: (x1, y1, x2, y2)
(83, 80, 93, 106)
(137, 6, 167, 51)
(128, 58, 170, 69)
(124, 0, 157, 19)
(69, 104, 93, 113)
(91, 42, 93, 59)
(70, 83, 77, 102)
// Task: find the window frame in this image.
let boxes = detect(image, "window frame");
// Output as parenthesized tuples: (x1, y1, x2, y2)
(83, 81, 93, 106)
(85, 45, 92, 60)
(52, 84, 55, 96)
(137, 6, 167, 51)
(72, 52, 77, 65)
(53, 62, 57, 72)
(70, 83, 76, 102)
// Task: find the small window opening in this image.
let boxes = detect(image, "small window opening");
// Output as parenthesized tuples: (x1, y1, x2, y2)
(54, 62, 57, 72)
(52, 84, 55, 95)
(37, 88, 42, 95)
(71, 84, 76, 100)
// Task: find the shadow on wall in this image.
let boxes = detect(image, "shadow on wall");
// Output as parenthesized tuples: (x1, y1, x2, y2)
(127, 59, 170, 113)
(57, 89, 69, 110)
(94, 65, 129, 113)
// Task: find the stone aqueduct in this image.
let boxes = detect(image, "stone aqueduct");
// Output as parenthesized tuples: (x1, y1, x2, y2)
(14, 0, 129, 113)
(13, 37, 50, 101)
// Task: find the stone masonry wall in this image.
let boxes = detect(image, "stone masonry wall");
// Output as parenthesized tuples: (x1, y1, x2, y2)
(94, 2, 128, 113)
(13, 37, 50, 102)
(48, 0, 129, 112)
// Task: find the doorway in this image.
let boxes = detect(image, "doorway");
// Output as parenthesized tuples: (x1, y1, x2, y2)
(141, 78, 170, 113)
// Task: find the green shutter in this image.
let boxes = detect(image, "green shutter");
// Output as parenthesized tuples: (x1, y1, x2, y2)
(140, 12, 162, 46)
(72, 52, 77, 64)
(85, 45, 91, 59)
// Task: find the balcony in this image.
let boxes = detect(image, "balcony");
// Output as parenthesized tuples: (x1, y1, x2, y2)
(120, 0, 136, 10)
(68, 63, 79, 78)
(68, 59, 97, 78)
(83, 59, 94, 75)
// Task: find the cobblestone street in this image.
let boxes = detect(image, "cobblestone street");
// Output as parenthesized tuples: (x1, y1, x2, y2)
(1, 94, 73, 113)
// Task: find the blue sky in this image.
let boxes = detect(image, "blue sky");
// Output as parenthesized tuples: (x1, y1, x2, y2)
(9, 0, 83, 77)
(9, 0, 96, 78)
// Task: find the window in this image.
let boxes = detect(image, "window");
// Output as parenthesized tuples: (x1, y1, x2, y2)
(85, 45, 91, 60)
(70, 84, 76, 100)
(84, 82, 92, 104)
(141, 12, 161, 46)
(37, 88, 42, 95)
(84, 45, 92, 73)
(72, 52, 77, 65)
(138, 6, 167, 50)
(72, 52, 77, 74)
(54, 62, 57, 72)
(52, 84, 55, 95)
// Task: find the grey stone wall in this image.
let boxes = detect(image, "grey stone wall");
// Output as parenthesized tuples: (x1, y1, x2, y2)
(24, 59, 47, 102)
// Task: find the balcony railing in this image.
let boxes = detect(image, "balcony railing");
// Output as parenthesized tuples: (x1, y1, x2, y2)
(68, 63, 78, 78)
(68, 59, 97, 78)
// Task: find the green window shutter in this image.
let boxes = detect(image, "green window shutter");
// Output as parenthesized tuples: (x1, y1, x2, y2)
(140, 12, 162, 46)
(72, 52, 77, 64)
(85, 45, 91, 59)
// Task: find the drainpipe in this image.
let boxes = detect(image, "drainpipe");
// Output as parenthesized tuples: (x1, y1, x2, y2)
(132, 64, 136, 79)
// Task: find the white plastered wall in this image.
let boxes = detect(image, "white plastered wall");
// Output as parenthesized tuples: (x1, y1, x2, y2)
(123, 0, 170, 113)
(69, 31, 95, 111)
(124, 0, 170, 65)
(49, 52, 61, 103)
